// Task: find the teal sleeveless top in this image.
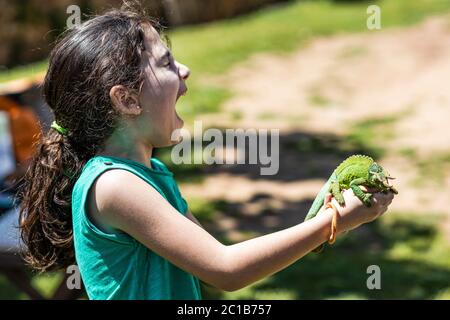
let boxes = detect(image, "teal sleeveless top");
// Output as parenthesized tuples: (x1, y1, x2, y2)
(71, 155, 202, 300)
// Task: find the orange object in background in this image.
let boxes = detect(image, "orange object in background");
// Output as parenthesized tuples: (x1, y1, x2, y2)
(0, 96, 41, 165)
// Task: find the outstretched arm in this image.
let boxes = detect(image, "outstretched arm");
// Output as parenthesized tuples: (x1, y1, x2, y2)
(91, 169, 393, 292)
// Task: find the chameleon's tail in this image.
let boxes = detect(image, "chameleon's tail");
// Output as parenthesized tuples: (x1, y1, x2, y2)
(304, 171, 336, 253)
(304, 172, 335, 221)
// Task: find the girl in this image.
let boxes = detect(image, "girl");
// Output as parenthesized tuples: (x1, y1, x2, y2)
(18, 6, 394, 300)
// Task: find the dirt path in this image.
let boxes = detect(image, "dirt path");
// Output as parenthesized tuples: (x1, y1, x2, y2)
(180, 16, 450, 242)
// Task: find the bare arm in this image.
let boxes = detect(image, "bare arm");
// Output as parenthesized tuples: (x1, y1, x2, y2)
(92, 169, 393, 292)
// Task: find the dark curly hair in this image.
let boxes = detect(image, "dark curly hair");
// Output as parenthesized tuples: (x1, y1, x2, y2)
(17, 2, 165, 273)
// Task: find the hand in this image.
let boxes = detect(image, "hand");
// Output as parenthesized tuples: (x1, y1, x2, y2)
(322, 187, 395, 234)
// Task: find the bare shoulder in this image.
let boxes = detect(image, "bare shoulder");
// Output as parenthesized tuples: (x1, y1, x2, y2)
(93, 168, 138, 198)
(87, 168, 165, 231)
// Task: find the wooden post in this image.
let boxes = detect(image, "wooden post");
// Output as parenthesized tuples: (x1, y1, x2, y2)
(161, 0, 183, 26)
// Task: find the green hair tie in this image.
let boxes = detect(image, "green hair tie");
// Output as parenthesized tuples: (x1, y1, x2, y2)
(51, 120, 68, 136)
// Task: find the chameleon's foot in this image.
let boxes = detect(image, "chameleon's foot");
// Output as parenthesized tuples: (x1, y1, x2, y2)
(363, 194, 372, 207)
(331, 190, 345, 206)
(391, 187, 398, 194)
(331, 181, 345, 206)
(335, 194, 345, 206)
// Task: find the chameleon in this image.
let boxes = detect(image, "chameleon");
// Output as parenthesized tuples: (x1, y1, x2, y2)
(304, 154, 398, 252)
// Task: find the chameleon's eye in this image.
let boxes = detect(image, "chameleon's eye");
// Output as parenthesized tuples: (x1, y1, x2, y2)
(370, 163, 383, 173)
(369, 166, 378, 174)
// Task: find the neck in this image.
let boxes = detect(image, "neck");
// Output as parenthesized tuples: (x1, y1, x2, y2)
(97, 125, 153, 168)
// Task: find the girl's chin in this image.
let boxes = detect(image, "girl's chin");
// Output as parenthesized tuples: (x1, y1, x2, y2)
(175, 112, 184, 128)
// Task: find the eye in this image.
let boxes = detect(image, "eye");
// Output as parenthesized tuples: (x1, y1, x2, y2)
(160, 51, 174, 69)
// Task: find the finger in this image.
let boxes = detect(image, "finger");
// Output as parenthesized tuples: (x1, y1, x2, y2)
(379, 205, 389, 217)
(382, 192, 394, 206)
(373, 192, 391, 206)
(360, 186, 379, 193)
(371, 200, 387, 215)
(386, 197, 393, 206)
(324, 193, 332, 206)
(318, 193, 333, 212)
(331, 198, 342, 211)
(370, 193, 381, 206)
(387, 192, 395, 201)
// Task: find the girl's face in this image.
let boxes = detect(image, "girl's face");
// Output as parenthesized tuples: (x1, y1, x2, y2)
(135, 23, 190, 148)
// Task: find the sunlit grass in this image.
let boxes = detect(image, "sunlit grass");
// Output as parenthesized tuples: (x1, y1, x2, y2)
(31, 272, 64, 299)
(0, 271, 63, 300)
(170, 0, 450, 75)
(346, 116, 399, 158)
(0, 60, 47, 83)
(2, 0, 450, 121)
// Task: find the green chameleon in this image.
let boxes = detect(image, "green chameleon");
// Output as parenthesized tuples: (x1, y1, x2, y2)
(304, 154, 398, 251)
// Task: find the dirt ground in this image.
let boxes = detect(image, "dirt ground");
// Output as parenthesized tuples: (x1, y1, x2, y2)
(180, 16, 450, 242)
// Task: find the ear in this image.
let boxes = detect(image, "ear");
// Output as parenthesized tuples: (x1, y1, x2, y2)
(110, 85, 141, 116)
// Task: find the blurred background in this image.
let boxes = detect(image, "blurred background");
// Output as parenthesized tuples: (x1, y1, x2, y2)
(0, 0, 449, 300)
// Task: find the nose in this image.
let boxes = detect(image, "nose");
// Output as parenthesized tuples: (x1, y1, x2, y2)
(176, 61, 190, 80)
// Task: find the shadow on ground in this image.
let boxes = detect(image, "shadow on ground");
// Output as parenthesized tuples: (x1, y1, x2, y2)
(155, 129, 384, 183)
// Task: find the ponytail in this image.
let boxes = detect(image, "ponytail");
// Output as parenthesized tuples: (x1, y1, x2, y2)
(18, 129, 85, 272)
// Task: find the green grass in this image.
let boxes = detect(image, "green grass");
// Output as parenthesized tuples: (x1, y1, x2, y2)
(203, 212, 450, 300)
(309, 91, 332, 107)
(31, 272, 65, 298)
(0, 275, 28, 299)
(336, 45, 368, 60)
(283, 131, 385, 161)
(231, 111, 243, 121)
(0, 60, 47, 83)
(0, 270, 63, 300)
(154, 146, 207, 184)
(177, 85, 231, 119)
(415, 151, 450, 187)
(396, 147, 450, 187)
(169, 0, 450, 75)
(257, 112, 278, 120)
(172, 0, 450, 118)
(2, 0, 450, 121)
(346, 115, 400, 158)
(186, 197, 221, 223)
(398, 147, 418, 159)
